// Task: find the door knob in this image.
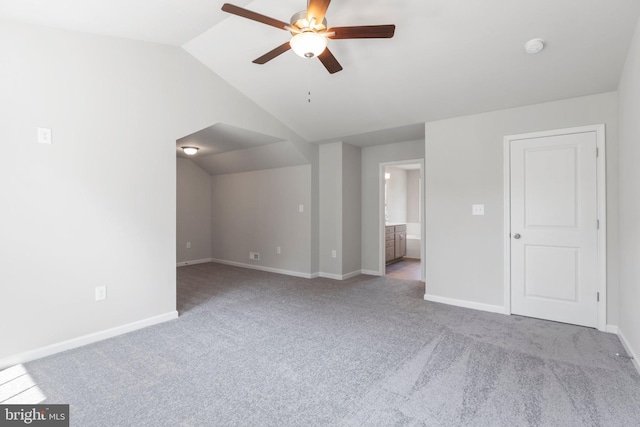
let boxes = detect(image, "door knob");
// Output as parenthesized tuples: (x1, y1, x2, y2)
(514, 233, 521, 239)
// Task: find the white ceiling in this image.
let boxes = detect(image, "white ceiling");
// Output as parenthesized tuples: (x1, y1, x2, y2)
(0, 0, 244, 45)
(3, 0, 640, 145)
(176, 123, 284, 158)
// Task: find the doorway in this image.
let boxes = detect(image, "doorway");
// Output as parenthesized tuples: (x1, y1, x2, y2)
(379, 159, 425, 281)
(504, 125, 606, 330)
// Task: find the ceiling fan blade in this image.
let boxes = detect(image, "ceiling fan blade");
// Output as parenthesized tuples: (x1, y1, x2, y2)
(253, 42, 292, 64)
(318, 48, 343, 74)
(306, 0, 331, 25)
(328, 25, 396, 39)
(221, 3, 289, 31)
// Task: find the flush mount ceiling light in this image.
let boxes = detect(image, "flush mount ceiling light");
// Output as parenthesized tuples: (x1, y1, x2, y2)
(182, 146, 199, 155)
(525, 38, 545, 54)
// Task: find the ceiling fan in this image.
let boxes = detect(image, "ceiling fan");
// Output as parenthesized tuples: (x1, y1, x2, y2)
(221, 1, 395, 74)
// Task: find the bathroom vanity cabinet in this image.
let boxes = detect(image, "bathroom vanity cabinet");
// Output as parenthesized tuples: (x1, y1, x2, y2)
(385, 224, 406, 264)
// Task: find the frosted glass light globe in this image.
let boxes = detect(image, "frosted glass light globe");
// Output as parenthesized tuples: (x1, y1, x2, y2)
(290, 32, 328, 58)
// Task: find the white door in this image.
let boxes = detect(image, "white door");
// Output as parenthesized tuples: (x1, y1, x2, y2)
(510, 130, 598, 327)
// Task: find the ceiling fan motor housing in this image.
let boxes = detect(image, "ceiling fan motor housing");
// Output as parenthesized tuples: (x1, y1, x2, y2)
(290, 10, 327, 32)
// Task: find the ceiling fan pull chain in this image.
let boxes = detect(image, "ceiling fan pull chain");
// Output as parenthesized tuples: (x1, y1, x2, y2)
(307, 65, 312, 103)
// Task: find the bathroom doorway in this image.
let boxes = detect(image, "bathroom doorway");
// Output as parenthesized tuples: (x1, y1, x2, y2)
(379, 160, 425, 281)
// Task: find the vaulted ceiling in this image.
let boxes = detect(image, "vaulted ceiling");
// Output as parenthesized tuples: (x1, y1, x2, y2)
(3, 0, 640, 144)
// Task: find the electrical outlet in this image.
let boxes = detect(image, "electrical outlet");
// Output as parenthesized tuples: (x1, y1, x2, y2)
(95, 286, 107, 301)
(331, 250, 337, 258)
(472, 204, 485, 216)
(277, 246, 281, 254)
(249, 252, 260, 261)
(186, 242, 191, 249)
(37, 127, 52, 144)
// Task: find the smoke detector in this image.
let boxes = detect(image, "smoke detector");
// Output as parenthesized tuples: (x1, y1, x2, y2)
(525, 38, 545, 54)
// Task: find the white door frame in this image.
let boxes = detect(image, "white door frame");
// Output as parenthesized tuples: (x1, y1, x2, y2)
(379, 159, 426, 281)
(503, 124, 607, 331)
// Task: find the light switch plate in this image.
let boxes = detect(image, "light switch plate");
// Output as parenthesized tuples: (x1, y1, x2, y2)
(95, 286, 107, 301)
(472, 204, 485, 216)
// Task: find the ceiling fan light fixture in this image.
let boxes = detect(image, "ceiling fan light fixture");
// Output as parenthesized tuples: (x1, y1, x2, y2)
(290, 32, 327, 58)
(182, 146, 199, 155)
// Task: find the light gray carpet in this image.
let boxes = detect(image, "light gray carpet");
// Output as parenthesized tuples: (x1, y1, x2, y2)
(22, 263, 640, 426)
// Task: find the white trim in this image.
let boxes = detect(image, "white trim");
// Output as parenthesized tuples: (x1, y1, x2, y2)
(379, 159, 426, 281)
(342, 270, 362, 280)
(177, 258, 213, 267)
(318, 272, 343, 280)
(210, 258, 315, 279)
(423, 294, 505, 314)
(503, 137, 512, 316)
(618, 329, 640, 375)
(595, 124, 607, 332)
(503, 125, 607, 331)
(318, 270, 362, 280)
(606, 325, 619, 334)
(379, 163, 385, 277)
(0, 311, 178, 370)
(361, 269, 382, 276)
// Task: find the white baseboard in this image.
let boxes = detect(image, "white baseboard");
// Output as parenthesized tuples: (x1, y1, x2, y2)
(606, 324, 619, 334)
(177, 258, 213, 267)
(0, 311, 178, 370)
(342, 270, 362, 280)
(318, 270, 362, 280)
(423, 294, 505, 315)
(210, 258, 314, 279)
(361, 269, 381, 276)
(617, 329, 640, 375)
(183, 260, 370, 281)
(318, 272, 343, 280)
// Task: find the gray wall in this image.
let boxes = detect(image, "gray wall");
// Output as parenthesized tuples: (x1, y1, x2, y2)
(342, 143, 362, 275)
(407, 170, 421, 224)
(310, 154, 320, 275)
(424, 92, 619, 321)
(361, 140, 425, 273)
(618, 17, 640, 360)
(176, 159, 212, 263)
(386, 167, 408, 224)
(0, 21, 306, 361)
(319, 143, 343, 275)
(210, 165, 312, 275)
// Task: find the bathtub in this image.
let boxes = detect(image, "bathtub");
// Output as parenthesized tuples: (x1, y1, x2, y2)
(405, 223, 421, 259)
